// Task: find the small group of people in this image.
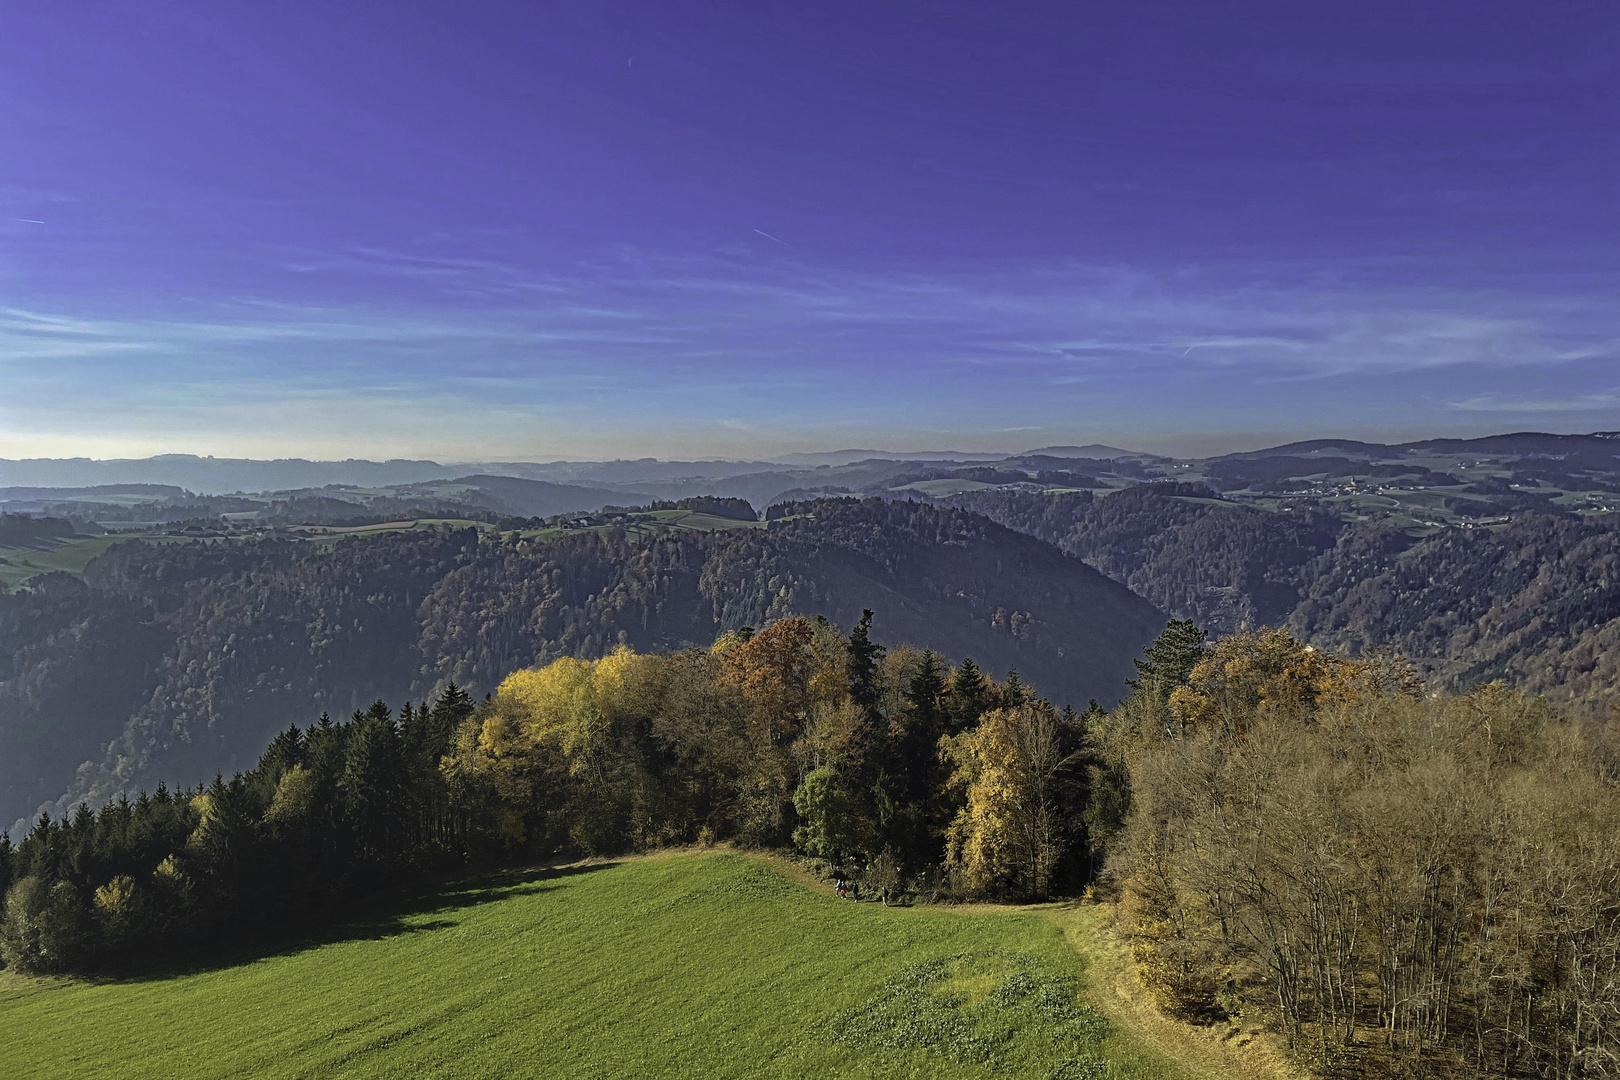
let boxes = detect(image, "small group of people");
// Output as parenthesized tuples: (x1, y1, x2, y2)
(832, 878, 894, 905)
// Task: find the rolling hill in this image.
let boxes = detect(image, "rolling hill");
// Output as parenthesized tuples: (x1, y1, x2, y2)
(439, 474, 650, 517)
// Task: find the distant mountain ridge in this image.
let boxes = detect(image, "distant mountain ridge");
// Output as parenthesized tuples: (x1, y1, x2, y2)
(768, 449, 999, 466)
(7, 430, 1612, 495)
(1217, 431, 1620, 461)
(0, 455, 454, 493)
(1017, 444, 1146, 459)
(0, 484, 189, 501)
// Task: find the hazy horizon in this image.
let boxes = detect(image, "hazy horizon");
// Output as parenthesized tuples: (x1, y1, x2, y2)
(2, 423, 1616, 468)
(4, 2, 1617, 460)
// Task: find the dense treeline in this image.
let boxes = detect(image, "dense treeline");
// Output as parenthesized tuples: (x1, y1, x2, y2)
(4, 498, 1160, 829)
(1097, 625, 1620, 1078)
(0, 514, 78, 546)
(0, 614, 1092, 974)
(946, 485, 1620, 711)
(0, 684, 477, 974)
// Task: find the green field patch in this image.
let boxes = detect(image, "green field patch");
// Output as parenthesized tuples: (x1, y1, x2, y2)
(0, 853, 1163, 1080)
(0, 535, 186, 590)
(300, 519, 492, 546)
(514, 511, 761, 544)
(1166, 495, 1245, 509)
(895, 479, 994, 497)
(824, 949, 1113, 1074)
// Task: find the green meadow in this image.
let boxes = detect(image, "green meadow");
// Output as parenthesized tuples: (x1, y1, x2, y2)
(0, 853, 1172, 1080)
(0, 535, 186, 590)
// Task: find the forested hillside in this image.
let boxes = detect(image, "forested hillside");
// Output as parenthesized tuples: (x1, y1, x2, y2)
(947, 485, 1342, 631)
(1293, 513, 1620, 707)
(944, 485, 1620, 710)
(0, 499, 1163, 831)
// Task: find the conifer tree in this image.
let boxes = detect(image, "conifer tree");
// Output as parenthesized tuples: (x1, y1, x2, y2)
(340, 706, 406, 866)
(845, 610, 885, 713)
(896, 650, 948, 812)
(0, 833, 12, 912)
(841, 612, 893, 838)
(1003, 669, 1027, 708)
(1127, 619, 1207, 700)
(946, 658, 990, 733)
(425, 683, 474, 761)
(258, 725, 305, 786)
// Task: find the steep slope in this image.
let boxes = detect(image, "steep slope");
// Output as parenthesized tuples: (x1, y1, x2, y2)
(418, 498, 1163, 702)
(0, 575, 174, 823)
(4, 499, 1165, 828)
(1290, 513, 1620, 707)
(946, 485, 1620, 710)
(946, 485, 1340, 633)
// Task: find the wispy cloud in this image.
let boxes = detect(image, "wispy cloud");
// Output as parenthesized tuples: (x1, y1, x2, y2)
(1446, 391, 1620, 413)
(3, 249, 1618, 458)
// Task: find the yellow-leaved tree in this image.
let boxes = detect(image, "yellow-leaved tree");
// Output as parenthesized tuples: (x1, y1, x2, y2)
(1168, 627, 1367, 736)
(473, 646, 665, 781)
(944, 701, 1073, 899)
(442, 646, 671, 849)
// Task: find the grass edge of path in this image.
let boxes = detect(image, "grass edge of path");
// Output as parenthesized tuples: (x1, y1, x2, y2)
(733, 848, 1308, 1080)
(1040, 901, 1310, 1080)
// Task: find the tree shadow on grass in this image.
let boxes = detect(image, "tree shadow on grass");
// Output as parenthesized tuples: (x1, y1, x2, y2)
(90, 861, 620, 985)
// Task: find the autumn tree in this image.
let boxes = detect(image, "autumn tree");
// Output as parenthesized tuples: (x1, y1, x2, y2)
(944, 700, 1079, 899)
(718, 617, 820, 845)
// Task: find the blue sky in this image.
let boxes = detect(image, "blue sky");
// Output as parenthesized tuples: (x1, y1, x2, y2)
(2, 1, 1617, 459)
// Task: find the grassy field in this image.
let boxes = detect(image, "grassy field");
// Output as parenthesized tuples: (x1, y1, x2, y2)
(893, 479, 994, 497)
(0, 853, 1180, 1080)
(295, 519, 494, 545)
(0, 535, 188, 590)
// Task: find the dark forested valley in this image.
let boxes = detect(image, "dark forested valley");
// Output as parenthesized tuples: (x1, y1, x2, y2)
(0, 498, 1163, 831)
(944, 485, 1620, 711)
